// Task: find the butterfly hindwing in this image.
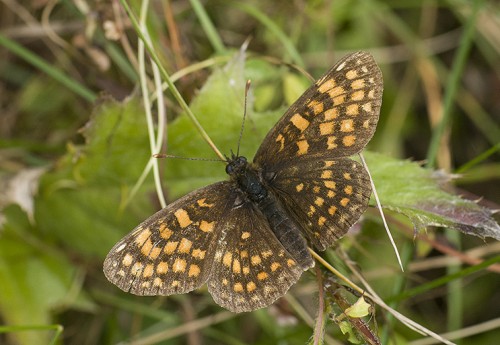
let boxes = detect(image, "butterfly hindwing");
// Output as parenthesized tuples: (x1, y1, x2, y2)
(207, 201, 307, 312)
(268, 157, 371, 251)
(254, 51, 382, 170)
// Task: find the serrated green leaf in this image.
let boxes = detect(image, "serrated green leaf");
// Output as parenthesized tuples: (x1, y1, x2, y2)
(35, 95, 155, 258)
(365, 151, 500, 240)
(77, 95, 150, 185)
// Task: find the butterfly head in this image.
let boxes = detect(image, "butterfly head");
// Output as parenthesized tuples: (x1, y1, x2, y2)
(225, 154, 248, 177)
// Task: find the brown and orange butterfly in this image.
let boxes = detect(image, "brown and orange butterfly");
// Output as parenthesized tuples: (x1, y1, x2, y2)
(103, 51, 383, 312)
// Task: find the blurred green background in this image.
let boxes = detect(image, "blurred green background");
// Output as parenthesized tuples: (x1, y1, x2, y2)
(1, 1, 499, 344)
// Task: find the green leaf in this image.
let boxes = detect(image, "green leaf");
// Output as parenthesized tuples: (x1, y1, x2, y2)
(365, 151, 500, 240)
(344, 296, 371, 318)
(338, 321, 363, 344)
(163, 52, 284, 199)
(35, 95, 154, 258)
(0, 207, 95, 345)
(77, 95, 151, 185)
(282, 71, 309, 105)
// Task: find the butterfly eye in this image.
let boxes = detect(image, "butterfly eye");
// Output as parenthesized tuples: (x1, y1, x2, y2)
(225, 164, 234, 175)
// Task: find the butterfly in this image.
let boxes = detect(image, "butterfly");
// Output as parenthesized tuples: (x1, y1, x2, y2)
(103, 51, 383, 313)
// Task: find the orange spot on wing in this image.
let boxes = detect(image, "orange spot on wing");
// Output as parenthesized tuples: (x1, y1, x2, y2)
(172, 258, 187, 272)
(233, 258, 241, 274)
(321, 170, 333, 179)
(143, 264, 154, 278)
(135, 228, 152, 246)
(308, 100, 324, 115)
(247, 281, 256, 292)
(164, 241, 179, 255)
(156, 262, 168, 274)
(290, 113, 310, 132)
(188, 264, 201, 277)
(324, 180, 336, 189)
(329, 86, 344, 98)
(296, 140, 309, 155)
(192, 248, 206, 260)
(178, 238, 193, 253)
(327, 136, 337, 149)
(174, 209, 192, 228)
(159, 224, 173, 239)
(340, 198, 350, 207)
(319, 121, 334, 135)
(342, 135, 356, 147)
(251, 255, 262, 265)
(317, 78, 336, 93)
(148, 247, 161, 260)
(257, 272, 268, 280)
(223, 252, 232, 267)
(122, 253, 133, 267)
(340, 119, 354, 132)
(351, 90, 364, 101)
(199, 220, 215, 233)
(346, 69, 358, 79)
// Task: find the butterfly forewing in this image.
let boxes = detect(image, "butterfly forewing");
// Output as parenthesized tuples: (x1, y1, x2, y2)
(103, 182, 236, 296)
(268, 157, 371, 250)
(254, 51, 382, 170)
(252, 51, 382, 251)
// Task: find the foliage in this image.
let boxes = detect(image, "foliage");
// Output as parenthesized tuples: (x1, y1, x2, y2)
(0, 1, 499, 344)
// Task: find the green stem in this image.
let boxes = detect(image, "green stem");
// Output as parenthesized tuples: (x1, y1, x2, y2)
(189, 0, 226, 54)
(426, 1, 484, 168)
(388, 255, 500, 303)
(380, 241, 413, 344)
(234, 2, 304, 66)
(119, 0, 225, 160)
(0, 34, 96, 102)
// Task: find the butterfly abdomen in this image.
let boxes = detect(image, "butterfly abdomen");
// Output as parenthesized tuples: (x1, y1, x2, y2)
(228, 156, 314, 270)
(256, 192, 315, 270)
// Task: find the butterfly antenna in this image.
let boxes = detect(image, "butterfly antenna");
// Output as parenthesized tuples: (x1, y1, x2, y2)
(236, 80, 252, 157)
(153, 153, 224, 162)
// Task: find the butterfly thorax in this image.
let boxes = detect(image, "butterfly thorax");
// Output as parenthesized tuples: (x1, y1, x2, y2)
(226, 155, 268, 202)
(226, 155, 314, 269)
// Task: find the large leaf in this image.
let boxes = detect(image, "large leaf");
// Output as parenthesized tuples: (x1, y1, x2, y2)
(365, 151, 500, 240)
(35, 96, 154, 258)
(162, 51, 286, 198)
